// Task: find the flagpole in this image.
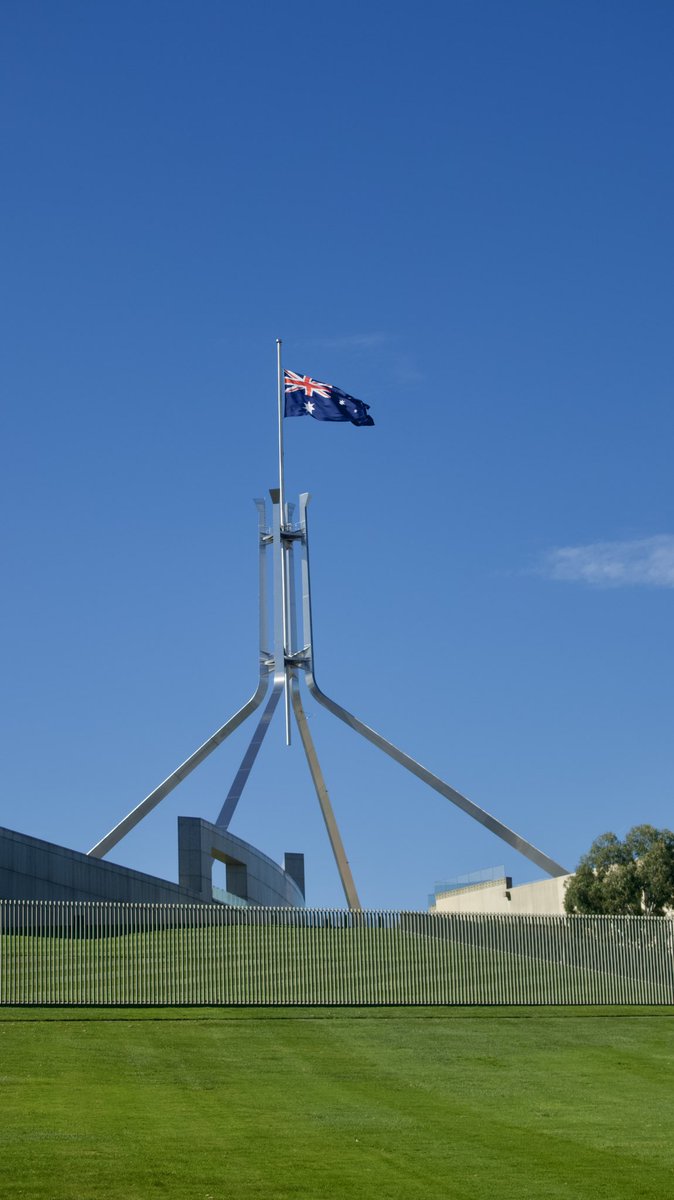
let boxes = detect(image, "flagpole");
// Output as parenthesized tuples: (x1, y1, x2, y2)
(276, 338, 291, 744)
(276, 338, 285, 531)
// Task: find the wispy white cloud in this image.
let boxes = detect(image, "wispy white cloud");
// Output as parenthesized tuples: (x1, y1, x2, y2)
(295, 334, 426, 387)
(304, 333, 390, 350)
(539, 535, 674, 588)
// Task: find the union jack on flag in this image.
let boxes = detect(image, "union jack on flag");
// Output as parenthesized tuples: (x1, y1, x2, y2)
(284, 369, 374, 426)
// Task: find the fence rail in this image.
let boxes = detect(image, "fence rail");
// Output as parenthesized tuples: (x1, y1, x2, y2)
(1, 901, 673, 1006)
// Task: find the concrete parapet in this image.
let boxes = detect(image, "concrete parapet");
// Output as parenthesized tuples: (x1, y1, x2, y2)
(177, 818, 305, 906)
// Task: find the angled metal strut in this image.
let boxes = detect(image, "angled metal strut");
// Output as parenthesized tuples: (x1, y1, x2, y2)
(295, 493, 568, 881)
(88, 486, 567, 899)
(214, 493, 289, 830)
(87, 499, 273, 859)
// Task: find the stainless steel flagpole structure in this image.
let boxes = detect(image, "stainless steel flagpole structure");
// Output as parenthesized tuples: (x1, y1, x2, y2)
(88, 340, 568, 903)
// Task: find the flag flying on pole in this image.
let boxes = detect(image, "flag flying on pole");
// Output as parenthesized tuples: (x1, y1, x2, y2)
(284, 370, 375, 426)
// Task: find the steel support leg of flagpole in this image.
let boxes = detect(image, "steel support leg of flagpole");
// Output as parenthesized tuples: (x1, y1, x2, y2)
(269, 486, 292, 746)
(217, 492, 362, 913)
(290, 676, 362, 909)
(282, 513, 361, 909)
(296, 492, 569, 879)
(87, 499, 273, 859)
(214, 494, 294, 828)
(215, 683, 283, 829)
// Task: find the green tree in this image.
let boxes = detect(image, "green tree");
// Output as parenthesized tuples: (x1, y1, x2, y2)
(564, 825, 674, 915)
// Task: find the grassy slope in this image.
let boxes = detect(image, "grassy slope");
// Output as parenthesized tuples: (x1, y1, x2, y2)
(5, 923, 670, 1004)
(1, 1008, 673, 1200)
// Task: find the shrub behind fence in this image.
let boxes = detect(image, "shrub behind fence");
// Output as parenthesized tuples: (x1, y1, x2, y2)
(1, 901, 673, 1006)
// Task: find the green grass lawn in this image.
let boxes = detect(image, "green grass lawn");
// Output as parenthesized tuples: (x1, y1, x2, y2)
(1, 1007, 673, 1199)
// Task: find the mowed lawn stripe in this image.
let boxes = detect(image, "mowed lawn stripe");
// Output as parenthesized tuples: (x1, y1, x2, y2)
(0, 1009, 673, 1199)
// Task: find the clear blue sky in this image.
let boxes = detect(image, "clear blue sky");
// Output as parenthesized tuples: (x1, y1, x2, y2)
(1, 1, 673, 908)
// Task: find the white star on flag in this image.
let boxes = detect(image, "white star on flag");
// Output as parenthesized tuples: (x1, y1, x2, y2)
(284, 367, 374, 426)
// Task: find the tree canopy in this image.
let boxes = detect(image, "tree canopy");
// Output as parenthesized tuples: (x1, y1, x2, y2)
(564, 825, 674, 916)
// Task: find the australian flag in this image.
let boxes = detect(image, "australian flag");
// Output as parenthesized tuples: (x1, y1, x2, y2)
(284, 370, 374, 426)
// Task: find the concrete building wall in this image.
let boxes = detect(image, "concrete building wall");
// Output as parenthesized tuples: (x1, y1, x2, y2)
(432, 873, 573, 916)
(0, 825, 202, 904)
(0, 823, 306, 907)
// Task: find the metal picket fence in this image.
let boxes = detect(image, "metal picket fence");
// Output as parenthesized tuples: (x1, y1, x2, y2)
(1, 900, 673, 1006)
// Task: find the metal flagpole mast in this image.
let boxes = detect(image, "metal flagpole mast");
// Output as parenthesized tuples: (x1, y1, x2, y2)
(276, 339, 286, 535)
(276, 338, 291, 744)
